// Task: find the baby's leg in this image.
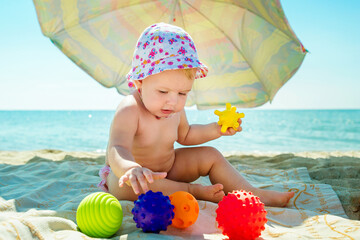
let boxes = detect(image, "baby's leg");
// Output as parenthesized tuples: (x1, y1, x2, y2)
(106, 168, 224, 202)
(168, 147, 294, 207)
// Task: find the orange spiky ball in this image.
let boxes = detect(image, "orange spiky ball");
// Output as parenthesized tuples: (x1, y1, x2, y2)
(169, 191, 199, 228)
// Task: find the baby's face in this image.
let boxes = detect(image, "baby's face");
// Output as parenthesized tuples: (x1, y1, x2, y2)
(136, 69, 194, 119)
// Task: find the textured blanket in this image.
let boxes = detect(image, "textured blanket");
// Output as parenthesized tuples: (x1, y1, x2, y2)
(0, 151, 359, 239)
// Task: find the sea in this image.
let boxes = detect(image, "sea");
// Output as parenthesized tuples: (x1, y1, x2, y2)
(0, 110, 359, 154)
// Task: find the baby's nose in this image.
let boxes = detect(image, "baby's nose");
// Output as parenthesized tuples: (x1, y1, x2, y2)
(166, 93, 178, 106)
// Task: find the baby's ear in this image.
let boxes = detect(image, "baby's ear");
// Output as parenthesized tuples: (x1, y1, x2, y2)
(134, 80, 143, 89)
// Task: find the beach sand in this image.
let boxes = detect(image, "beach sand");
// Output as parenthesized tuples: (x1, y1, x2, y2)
(1, 150, 359, 239)
(1, 150, 359, 220)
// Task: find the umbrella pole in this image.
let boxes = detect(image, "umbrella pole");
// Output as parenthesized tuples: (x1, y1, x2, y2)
(168, 0, 178, 23)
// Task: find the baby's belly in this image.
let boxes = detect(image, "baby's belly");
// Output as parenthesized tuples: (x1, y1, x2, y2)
(133, 148, 175, 173)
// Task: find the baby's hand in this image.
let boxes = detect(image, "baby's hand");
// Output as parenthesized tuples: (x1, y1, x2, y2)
(218, 117, 243, 136)
(119, 167, 167, 195)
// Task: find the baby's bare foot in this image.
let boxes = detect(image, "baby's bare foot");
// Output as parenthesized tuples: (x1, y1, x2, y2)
(253, 189, 295, 207)
(190, 183, 225, 203)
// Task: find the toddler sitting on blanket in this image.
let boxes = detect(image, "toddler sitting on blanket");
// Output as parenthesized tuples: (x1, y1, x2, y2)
(99, 23, 294, 206)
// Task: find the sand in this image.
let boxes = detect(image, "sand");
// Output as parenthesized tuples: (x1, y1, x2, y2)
(0, 150, 360, 220)
(1, 150, 358, 220)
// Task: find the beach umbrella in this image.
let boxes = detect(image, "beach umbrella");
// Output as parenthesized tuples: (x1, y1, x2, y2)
(33, 0, 307, 109)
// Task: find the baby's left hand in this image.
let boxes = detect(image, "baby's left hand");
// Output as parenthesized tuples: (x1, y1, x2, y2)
(218, 118, 243, 136)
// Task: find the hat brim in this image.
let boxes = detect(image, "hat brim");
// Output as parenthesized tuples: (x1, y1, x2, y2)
(127, 55, 208, 85)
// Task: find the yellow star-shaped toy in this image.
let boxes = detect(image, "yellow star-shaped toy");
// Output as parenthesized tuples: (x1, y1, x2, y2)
(214, 103, 245, 133)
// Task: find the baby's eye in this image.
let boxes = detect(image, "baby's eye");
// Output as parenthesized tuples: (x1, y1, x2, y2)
(159, 90, 167, 94)
(179, 92, 187, 96)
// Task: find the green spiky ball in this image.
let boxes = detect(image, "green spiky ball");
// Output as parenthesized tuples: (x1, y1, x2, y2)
(76, 192, 123, 238)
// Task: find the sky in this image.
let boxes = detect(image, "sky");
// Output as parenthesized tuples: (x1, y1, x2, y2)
(0, 1, 359, 110)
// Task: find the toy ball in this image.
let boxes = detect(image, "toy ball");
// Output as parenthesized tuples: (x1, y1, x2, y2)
(76, 192, 123, 238)
(216, 190, 267, 240)
(214, 103, 245, 133)
(132, 190, 174, 233)
(169, 191, 199, 228)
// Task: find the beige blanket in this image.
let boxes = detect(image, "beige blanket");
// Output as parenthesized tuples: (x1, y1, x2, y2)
(0, 150, 359, 239)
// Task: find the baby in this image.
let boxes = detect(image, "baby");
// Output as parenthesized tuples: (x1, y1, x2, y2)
(99, 23, 294, 206)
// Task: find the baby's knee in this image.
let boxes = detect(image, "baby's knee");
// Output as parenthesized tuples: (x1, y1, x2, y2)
(201, 146, 219, 152)
(202, 146, 224, 159)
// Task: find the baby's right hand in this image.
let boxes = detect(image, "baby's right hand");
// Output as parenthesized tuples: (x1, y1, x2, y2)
(118, 167, 167, 195)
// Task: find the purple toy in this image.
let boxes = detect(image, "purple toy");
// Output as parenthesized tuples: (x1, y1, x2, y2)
(132, 191, 174, 233)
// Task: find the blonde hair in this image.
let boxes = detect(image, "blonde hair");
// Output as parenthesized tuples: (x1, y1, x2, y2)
(183, 68, 197, 80)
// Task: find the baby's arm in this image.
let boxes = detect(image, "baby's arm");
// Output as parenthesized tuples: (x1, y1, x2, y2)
(107, 100, 166, 194)
(107, 103, 140, 177)
(177, 110, 242, 145)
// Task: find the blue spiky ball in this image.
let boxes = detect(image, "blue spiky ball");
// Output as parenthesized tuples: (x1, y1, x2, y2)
(132, 191, 174, 233)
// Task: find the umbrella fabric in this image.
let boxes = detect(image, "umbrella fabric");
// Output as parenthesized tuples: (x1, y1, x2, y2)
(33, 0, 307, 109)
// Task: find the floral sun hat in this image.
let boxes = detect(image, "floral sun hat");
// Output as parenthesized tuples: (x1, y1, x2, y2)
(126, 22, 208, 89)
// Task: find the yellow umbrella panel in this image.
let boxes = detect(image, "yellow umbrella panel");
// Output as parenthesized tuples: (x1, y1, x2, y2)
(33, 0, 307, 109)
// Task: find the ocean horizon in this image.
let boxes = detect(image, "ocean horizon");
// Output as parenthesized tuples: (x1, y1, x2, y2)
(0, 109, 359, 154)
